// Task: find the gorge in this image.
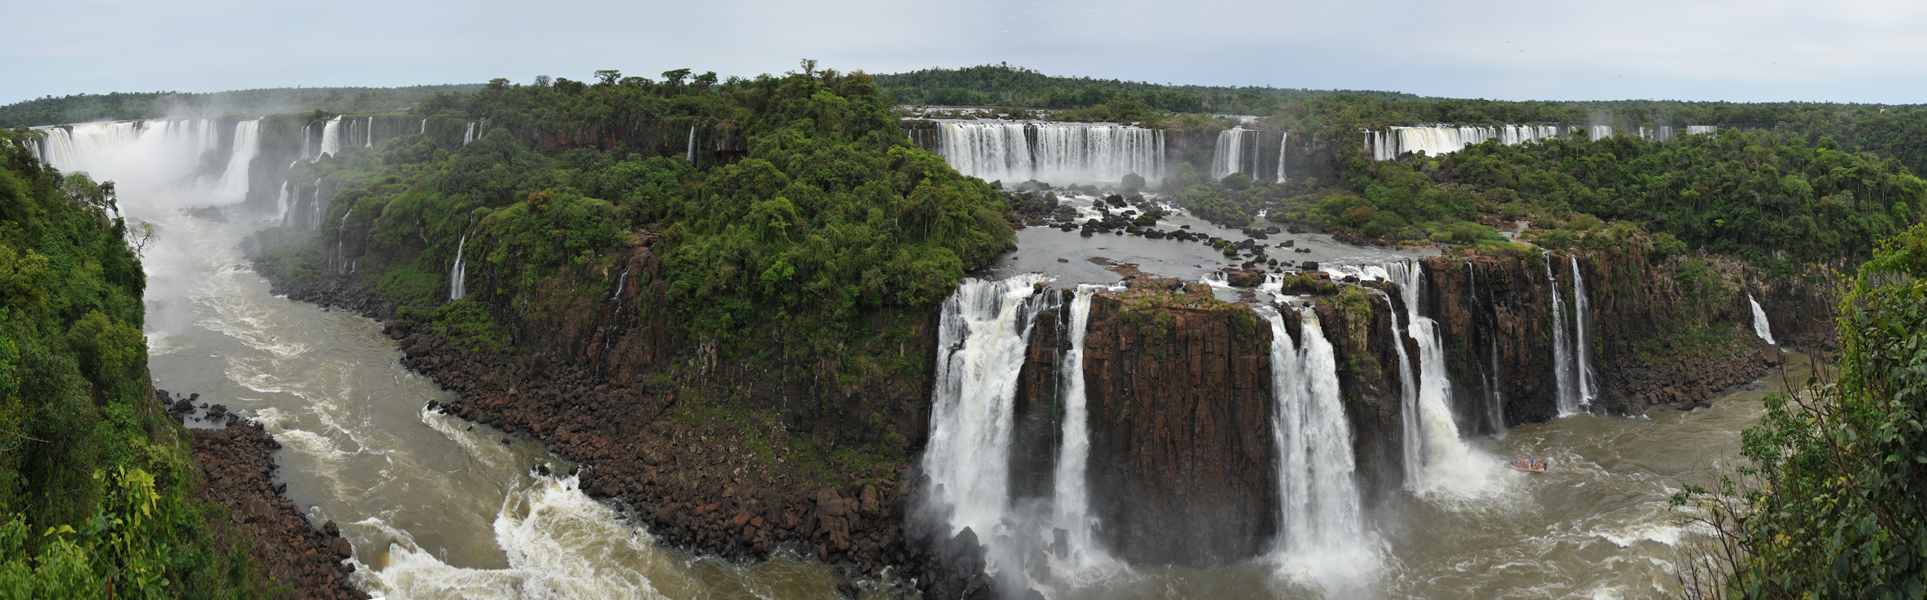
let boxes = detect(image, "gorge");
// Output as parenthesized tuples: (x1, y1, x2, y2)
(4, 71, 1870, 600)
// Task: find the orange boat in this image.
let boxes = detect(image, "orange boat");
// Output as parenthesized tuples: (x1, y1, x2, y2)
(1508, 459, 1547, 473)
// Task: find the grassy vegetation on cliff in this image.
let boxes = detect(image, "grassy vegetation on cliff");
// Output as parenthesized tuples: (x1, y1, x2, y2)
(0, 137, 262, 596)
(1258, 129, 1927, 271)
(1675, 224, 1927, 598)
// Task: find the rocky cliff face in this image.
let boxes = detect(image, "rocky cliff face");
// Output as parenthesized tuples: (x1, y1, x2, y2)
(1422, 242, 1819, 420)
(1076, 285, 1278, 566)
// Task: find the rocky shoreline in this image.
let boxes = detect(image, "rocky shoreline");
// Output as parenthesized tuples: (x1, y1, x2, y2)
(174, 393, 368, 600)
(249, 250, 935, 596)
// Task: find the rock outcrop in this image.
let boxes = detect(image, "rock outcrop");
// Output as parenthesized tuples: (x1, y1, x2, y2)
(191, 418, 368, 600)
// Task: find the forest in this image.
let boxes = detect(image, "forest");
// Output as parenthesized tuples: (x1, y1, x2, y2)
(0, 137, 262, 596)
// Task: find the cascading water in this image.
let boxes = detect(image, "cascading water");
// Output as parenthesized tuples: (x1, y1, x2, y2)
(1687, 125, 1718, 135)
(366, 116, 376, 147)
(274, 180, 291, 225)
(685, 126, 696, 163)
(923, 274, 1048, 554)
(1372, 289, 1425, 487)
(463, 122, 477, 145)
(1749, 293, 1777, 345)
(1210, 128, 1261, 180)
(449, 233, 470, 301)
(310, 179, 324, 231)
(300, 124, 312, 161)
(420, 118, 427, 134)
(1266, 305, 1373, 592)
(1050, 285, 1114, 578)
(1367, 125, 1569, 160)
(1275, 131, 1289, 183)
(332, 208, 354, 274)
(211, 119, 262, 202)
(1385, 261, 1491, 493)
(935, 121, 1164, 183)
(1570, 258, 1597, 406)
(1590, 125, 1615, 140)
(1546, 253, 1579, 415)
(317, 116, 343, 160)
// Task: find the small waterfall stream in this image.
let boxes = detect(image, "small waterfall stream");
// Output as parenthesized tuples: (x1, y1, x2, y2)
(448, 233, 470, 301)
(1749, 293, 1777, 344)
(1571, 259, 1597, 406)
(1546, 253, 1579, 415)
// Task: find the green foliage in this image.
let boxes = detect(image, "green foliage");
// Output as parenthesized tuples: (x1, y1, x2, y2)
(1339, 131, 1927, 264)
(1675, 223, 1927, 597)
(0, 139, 260, 596)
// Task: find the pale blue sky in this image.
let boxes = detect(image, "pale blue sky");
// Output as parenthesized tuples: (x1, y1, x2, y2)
(6, 0, 1924, 105)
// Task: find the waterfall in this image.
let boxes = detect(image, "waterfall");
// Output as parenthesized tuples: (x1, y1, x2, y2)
(934, 121, 1164, 184)
(1385, 261, 1488, 492)
(420, 118, 427, 134)
(316, 116, 343, 160)
(923, 274, 1049, 551)
(1268, 307, 1364, 551)
(366, 116, 375, 147)
(333, 208, 354, 274)
(1367, 125, 1566, 159)
(1749, 293, 1777, 345)
(300, 124, 311, 160)
(450, 233, 470, 301)
(1546, 253, 1579, 415)
(1686, 126, 1718, 135)
(1467, 261, 1505, 433)
(463, 122, 477, 145)
(211, 119, 262, 202)
(1051, 285, 1109, 573)
(1372, 289, 1424, 487)
(1590, 125, 1615, 140)
(275, 179, 291, 226)
(1570, 259, 1597, 406)
(310, 179, 324, 231)
(1210, 128, 1254, 180)
(1275, 131, 1289, 183)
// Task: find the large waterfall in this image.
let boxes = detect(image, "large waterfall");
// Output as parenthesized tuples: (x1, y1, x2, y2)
(1368, 125, 1565, 160)
(211, 119, 262, 202)
(1749, 293, 1777, 345)
(317, 116, 343, 160)
(1210, 128, 1262, 180)
(1267, 306, 1372, 590)
(923, 274, 1049, 551)
(933, 121, 1164, 184)
(35, 118, 262, 204)
(1385, 261, 1490, 493)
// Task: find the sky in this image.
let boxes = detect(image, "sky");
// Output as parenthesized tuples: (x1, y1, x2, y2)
(6, 0, 1926, 106)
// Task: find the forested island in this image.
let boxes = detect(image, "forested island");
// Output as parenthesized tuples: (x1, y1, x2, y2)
(0, 62, 1921, 598)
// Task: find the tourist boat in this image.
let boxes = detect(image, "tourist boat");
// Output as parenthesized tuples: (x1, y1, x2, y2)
(1508, 459, 1547, 473)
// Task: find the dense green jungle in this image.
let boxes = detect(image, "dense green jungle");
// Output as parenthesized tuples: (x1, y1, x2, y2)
(1, 62, 1923, 597)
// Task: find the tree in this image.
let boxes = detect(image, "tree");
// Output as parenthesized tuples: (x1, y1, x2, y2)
(594, 70, 621, 86)
(661, 68, 692, 86)
(534, 75, 552, 87)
